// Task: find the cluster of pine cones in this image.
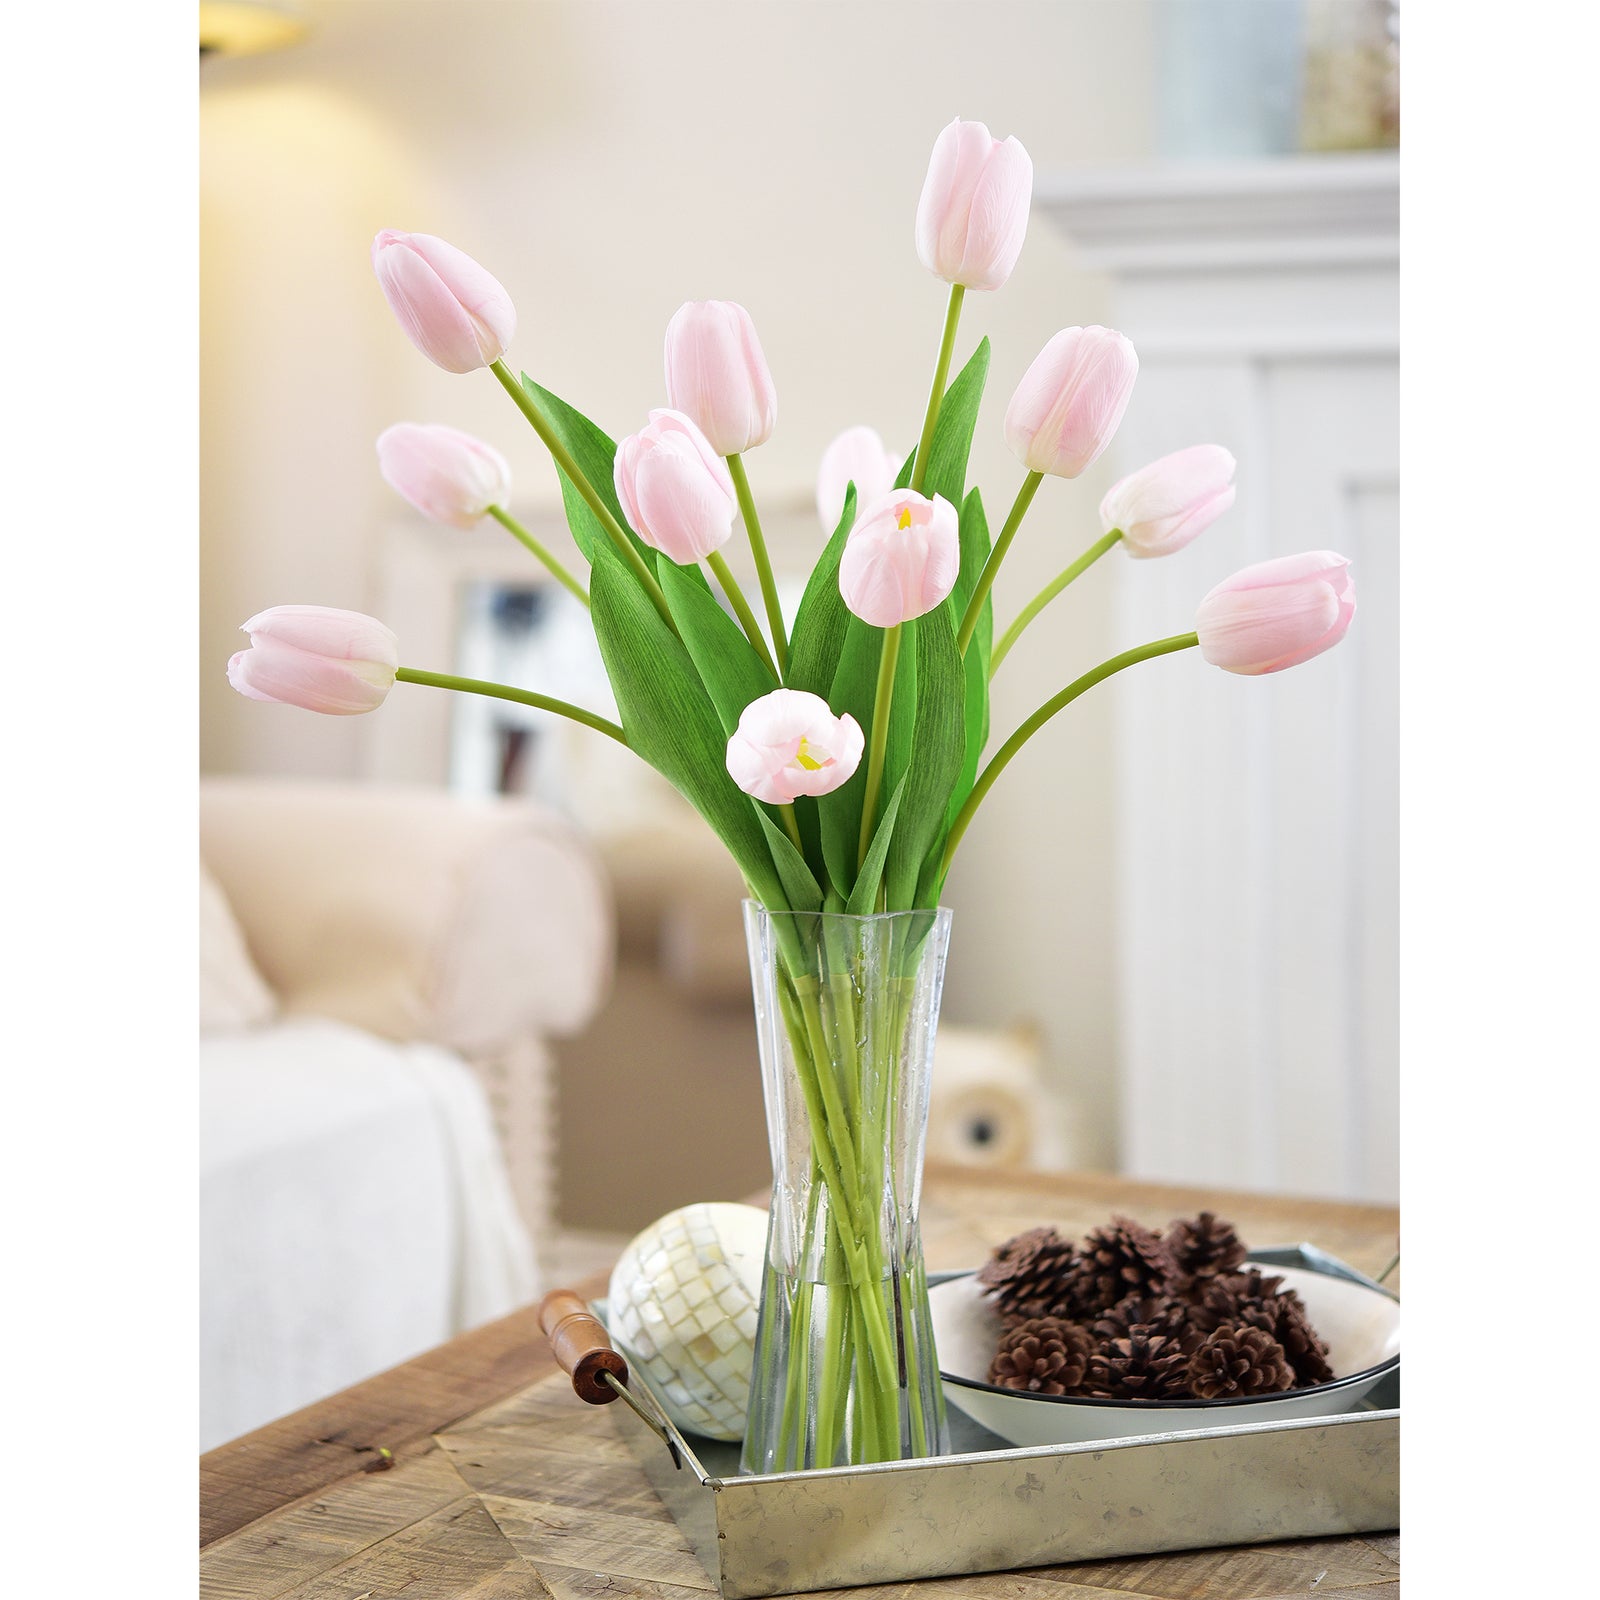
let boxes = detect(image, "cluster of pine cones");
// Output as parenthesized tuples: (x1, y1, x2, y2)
(978, 1212, 1334, 1402)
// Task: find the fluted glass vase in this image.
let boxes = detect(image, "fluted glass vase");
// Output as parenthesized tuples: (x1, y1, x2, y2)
(740, 902, 952, 1474)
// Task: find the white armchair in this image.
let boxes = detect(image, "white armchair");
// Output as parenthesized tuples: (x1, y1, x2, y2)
(199, 778, 613, 1448)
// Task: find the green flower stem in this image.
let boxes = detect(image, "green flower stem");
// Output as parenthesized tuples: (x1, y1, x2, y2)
(776, 976, 900, 1437)
(394, 667, 628, 745)
(727, 452, 788, 676)
(956, 470, 1044, 655)
(778, 803, 805, 855)
(851, 1292, 878, 1466)
(826, 975, 862, 1124)
(906, 1252, 933, 1455)
(706, 549, 780, 682)
(779, 1274, 812, 1470)
(911, 284, 966, 493)
(879, 970, 925, 1457)
(857, 623, 903, 870)
(801, 1031, 898, 1401)
(989, 528, 1123, 678)
(488, 359, 677, 635)
(938, 631, 1200, 876)
(486, 505, 591, 607)
(815, 1221, 848, 1466)
(793, 981, 863, 1201)
(777, 1166, 822, 1470)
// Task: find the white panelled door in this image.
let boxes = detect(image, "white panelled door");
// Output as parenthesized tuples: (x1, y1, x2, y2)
(1038, 156, 1398, 1202)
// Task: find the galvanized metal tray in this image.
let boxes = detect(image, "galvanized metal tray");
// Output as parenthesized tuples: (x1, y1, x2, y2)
(593, 1246, 1399, 1599)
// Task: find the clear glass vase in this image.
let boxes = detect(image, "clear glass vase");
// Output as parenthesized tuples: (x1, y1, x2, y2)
(740, 902, 952, 1474)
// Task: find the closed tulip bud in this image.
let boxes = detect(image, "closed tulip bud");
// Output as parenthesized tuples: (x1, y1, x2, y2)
(725, 689, 865, 805)
(377, 423, 512, 530)
(613, 408, 738, 564)
(1196, 552, 1356, 676)
(663, 300, 777, 456)
(1004, 326, 1139, 479)
(371, 230, 516, 374)
(915, 118, 1034, 291)
(1102, 445, 1237, 559)
(838, 489, 960, 627)
(816, 425, 902, 534)
(228, 606, 399, 715)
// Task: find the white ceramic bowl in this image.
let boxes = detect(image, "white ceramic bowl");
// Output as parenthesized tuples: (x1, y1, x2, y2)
(931, 1262, 1400, 1448)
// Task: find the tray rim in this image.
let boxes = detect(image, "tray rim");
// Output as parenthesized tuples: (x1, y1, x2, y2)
(596, 1239, 1399, 1490)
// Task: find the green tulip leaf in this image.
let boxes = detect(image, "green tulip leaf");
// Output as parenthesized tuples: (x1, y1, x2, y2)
(816, 617, 881, 896)
(885, 601, 965, 910)
(517, 375, 713, 600)
(516, 375, 633, 566)
(846, 772, 908, 917)
(755, 809, 825, 916)
(918, 337, 990, 511)
(893, 337, 991, 502)
(589, 547, 788, 910)
(658, 558, 777, 735)
(881, 618, 919, 818)
(945, 487, 994, 831)
(785, 484, 856, 699)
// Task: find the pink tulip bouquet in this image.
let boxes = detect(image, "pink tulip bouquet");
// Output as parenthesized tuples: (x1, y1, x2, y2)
(231, 118, 1354, 1474)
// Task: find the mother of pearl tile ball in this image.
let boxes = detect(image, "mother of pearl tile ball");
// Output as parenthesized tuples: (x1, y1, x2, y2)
(607, 1202, 769, 1441)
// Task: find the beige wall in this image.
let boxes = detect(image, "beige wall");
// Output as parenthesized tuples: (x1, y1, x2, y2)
(200, 0, 1157, 1167)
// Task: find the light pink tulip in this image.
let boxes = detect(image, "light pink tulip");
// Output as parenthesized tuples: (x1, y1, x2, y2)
(1195, 552, 1356, 676)
(614, 408, 738, 564)
(371, 230, 516, 374)
(1004, 326, 1139, 479)
(725, 689, 865, 805)
(377, 423, 512, 530)
(838, 489, 960, 627)
(1102, 444, 1237, 559)
(915, 118, 1034, 291)
(228, 606, 399, 715)
(816, 425, 902, 533)
(663, 300, 777, 456)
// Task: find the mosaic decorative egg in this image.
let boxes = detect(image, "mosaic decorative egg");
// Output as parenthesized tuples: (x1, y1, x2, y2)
(607, 1202, 769, 1441)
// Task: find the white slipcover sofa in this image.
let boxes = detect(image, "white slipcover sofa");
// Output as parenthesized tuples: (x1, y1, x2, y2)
(199, 778, 612, 1451)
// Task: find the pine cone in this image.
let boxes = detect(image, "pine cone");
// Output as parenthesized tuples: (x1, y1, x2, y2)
(989, 1316, 1093, 1395)
(1188, 1323, 1294, 1399)
(1166, 1212, 1247, 1284)
(1085, 1329, 1191, 1401)
(977, 1226, 1078, 1325)
(1063, 1216, 1177, 1319)
(1091, 1292, 1194, 1351)
(1269, 1291, 1336, 1388)
(1186, 1267, 1286, 1335)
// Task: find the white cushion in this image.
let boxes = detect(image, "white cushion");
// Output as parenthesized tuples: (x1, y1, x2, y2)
(199, 1017, 536, 1450)
(199, 860, 276, 1033)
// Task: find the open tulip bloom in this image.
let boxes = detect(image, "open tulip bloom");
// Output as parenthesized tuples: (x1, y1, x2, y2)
(232, 116, 1357, 1472)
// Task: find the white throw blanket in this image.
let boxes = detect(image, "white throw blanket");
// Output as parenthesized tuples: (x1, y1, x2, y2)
(200, 1017, 537, 1451)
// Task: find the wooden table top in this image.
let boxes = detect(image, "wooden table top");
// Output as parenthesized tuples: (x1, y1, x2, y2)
(200, 1164, 1400, 1599)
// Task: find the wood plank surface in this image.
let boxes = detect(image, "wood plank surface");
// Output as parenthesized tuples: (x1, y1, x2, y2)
(198, 1271, 610, 1550)
(201, 1164, 1399, 1598)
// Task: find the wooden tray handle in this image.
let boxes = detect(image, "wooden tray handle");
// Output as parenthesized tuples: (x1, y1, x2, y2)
(538, 1289, 629, 1405)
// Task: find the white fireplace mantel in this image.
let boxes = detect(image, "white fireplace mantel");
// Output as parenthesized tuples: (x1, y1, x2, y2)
(1037, 154, 1399, 1204)
(1036, 153, 1398, 274)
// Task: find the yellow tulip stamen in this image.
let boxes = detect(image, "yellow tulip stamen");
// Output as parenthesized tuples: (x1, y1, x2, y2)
(897, 506, 913, 531)
(793, 738, 825, 772)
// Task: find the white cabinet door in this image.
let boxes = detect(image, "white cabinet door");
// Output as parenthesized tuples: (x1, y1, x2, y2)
(1114, 356, 1397, 1202)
